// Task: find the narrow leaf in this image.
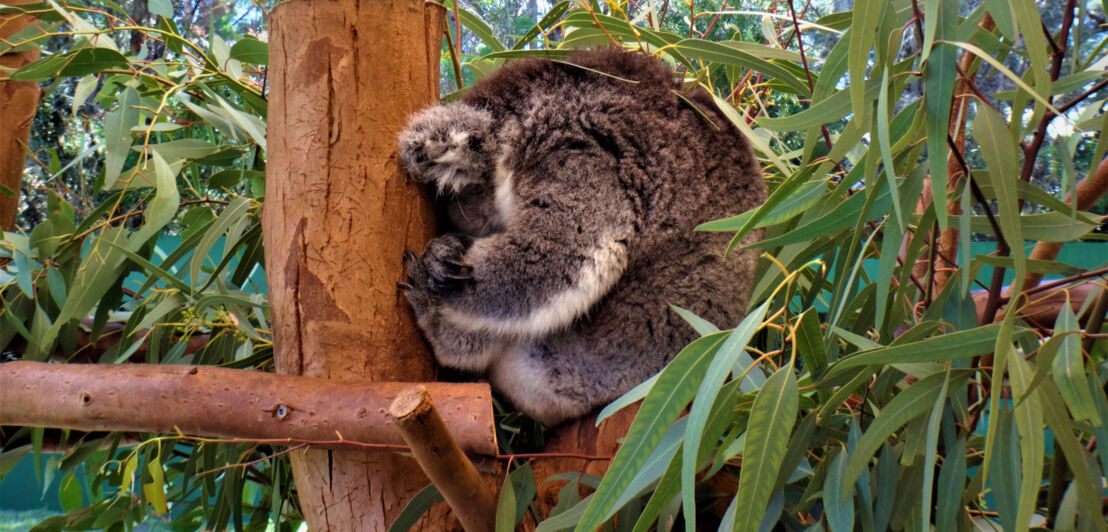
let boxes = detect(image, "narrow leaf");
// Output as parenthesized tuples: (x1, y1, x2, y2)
(1051, 298, 1101, 425)
(731, 365, 798, 532)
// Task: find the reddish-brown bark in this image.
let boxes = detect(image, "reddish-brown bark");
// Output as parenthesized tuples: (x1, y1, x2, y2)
(0, 0, 40, 230)
(0, 361, 496, 455)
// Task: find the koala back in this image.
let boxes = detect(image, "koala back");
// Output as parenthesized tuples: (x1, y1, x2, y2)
(399, 48, 766, 424)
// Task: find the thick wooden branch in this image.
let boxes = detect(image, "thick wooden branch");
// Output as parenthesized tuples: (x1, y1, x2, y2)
(0, 361, 497, 455)
(389, 386, 497, 532)
(1024, 156, 1108, 288)
(972, 277, 1102, 328)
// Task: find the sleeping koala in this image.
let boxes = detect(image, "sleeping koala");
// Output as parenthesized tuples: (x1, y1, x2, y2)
(399, 48, 765, 425)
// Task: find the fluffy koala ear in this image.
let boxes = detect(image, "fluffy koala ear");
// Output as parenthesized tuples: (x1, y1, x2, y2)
(398, 104, 496, 193)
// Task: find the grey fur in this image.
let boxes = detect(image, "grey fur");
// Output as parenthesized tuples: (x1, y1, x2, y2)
(398, 49, 765, 426)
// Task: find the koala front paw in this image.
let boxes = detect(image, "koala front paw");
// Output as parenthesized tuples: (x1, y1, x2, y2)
(420, 234, 474, 295)
(398, 105, 495, 193)
(404, 234, 474, 307)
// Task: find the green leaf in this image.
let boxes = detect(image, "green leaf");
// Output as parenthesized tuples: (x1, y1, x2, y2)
(943, 41, 1061, 116)
(209, 169, 263, 190)
(213, 96, 267, 152)
(981, 302, 1021, 488)
(682, 301, 768, 531)
(875, 214, 900, 330)
(843, 370, 972, 491)
(756, 82, 878, 131)
(1010, 0, 1051, 101)
(1051, 298, 1102, 425)
(143, 457, 168, 514)
(496, 469, 518, 532)
(974, 255, 1082, 276)
(1007, 352, 1044, 532)
(674, 39, 810, 95)
(102, 86, 140, 191)
(388, 484, 444, 532)
(873, 444, 896, 531)
(147, 0, 172, 18)
(725, 165, 823, 252)
(749, 182, 892, 249)
(132, 149, 182, 245)
(923, 41, 957, 233)
(919, 369, 949, 530)
(696, 181, 825, 232)
(731, 365, 798, 532)
(823, 445, 854, 532)
(443, 0, 505, 52)
(953, 211, 1098, 242)
(509, 462, 536, 526)
(230, 36, 267, 64)
(574, 332, 728, 531)
(480, 49, 574, 60)
(631, 452, 682, 532)
(595, 372, 658, 424)
(875, 68, 903, 229)
(670, 304, 720, 336)
(935, 437, 966, 531)
(849, 0, 882, 125)
(983, 0, 1017, 39)
(58, 472, 83, 511)
(973, 103, 1025, 292)
(1038, 380, 1108, 532)
(511, 1, 570, 50)
(72, 75, 98, 116)
(827, 324, 1008, 375)
(709, 93, 794, 177)
(122, 453, 139, 494)
(190, 197, 250, 286)
(794, 309, 828, 374)
(11, 48, 129, 81)
(136, 139, 220, 163)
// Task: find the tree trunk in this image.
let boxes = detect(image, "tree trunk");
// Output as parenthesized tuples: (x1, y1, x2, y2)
(0, 0, 40, 231)
(264, 1, 451, 529)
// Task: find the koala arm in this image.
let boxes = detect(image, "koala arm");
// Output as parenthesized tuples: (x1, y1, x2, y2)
(435, 155, 635, 339)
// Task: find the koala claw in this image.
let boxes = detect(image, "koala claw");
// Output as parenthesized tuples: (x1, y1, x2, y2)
(409, 234, 473, 297)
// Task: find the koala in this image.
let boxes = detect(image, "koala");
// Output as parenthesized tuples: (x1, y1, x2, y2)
(398, 48, 765, 426)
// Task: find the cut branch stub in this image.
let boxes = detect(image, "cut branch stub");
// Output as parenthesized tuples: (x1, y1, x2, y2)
(390, 385, 498, 532)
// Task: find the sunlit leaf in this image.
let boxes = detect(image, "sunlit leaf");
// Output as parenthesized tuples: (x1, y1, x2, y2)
(102, 86, 140, 190)
(731, 364, 798, 532)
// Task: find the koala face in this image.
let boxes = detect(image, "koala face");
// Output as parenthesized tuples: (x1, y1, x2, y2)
(398, 48, 765, 426)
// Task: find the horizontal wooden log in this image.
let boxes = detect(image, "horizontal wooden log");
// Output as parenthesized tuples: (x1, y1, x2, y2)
(0, 361, 497, 455)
